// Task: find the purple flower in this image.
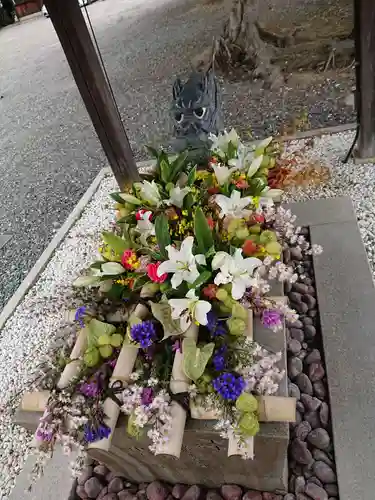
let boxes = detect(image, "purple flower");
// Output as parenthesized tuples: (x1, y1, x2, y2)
(213, 346, 227, 371)
(212, 372, 245, 401)
(141, 387, 154, 405)
(36, 425, 53, 442)
(130, 321, 157, 349)
(206, 311, 227, 338)
(79, 381, 100, 398)
(74, 306, 87, 327)
(84, 422, 111, 443)
(262, 310, 282, 329)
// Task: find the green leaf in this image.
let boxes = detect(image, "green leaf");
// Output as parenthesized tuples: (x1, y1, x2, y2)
(119, 193, 142, 205)
(73, 275, 101, 287)
(90, 261, 104, 270)
(110, 192, 126, 204)
(183, 192, 195, 212)
(83, 346, 100, 367)
(102, 231, 128, 255)
(101, 262, 126, 275)
(194, 207, 214, 254)
(236, 393, 258, 413)
(160, 159, 171, 183)
(182, 339, 215, 381)
(227, 140, 237, 160)
(170, 152, 189, 183)
(127, 412, 143, 438)
(191, 270, 212, 289)
(187, 165, 197, 186)
(265, 241, 282, 256)
(238, 412, 260, 437)
(87, 319, 116, 348)
(149, 301, 182, 339)
(249, 178, 267, 195)
(145, 145, 160, 159)
(154, 214, 171, 259)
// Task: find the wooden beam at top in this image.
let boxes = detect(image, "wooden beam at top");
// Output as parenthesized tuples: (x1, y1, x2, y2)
(43, 0, 140, 187)
(355, 0, 375, 160)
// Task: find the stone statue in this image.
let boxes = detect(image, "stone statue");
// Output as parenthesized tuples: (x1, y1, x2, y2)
(170, 69, 223, 164)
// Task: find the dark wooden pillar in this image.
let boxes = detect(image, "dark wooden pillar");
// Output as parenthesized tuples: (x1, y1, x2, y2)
(356, 0, 375, 159)
(43, 0, 140, 186)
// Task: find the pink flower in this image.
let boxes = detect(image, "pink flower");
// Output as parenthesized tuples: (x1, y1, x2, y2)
(136, 209, 152, 221)
(121, 249, 140, 270)
(147, 262, 167, 283)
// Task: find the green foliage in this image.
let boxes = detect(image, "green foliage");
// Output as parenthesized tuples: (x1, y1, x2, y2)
(149, 301, 182, 339)
(102, 231, 128, 255)
(154, 214, 171, 259)
(182, 338, 214, 381)
(194, 207, 214, 255)
(238, 412, 260, 437)
(236, 392, 258, 413)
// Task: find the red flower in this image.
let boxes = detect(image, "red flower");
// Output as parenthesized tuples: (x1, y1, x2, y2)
(147, 262, 168, 283)
(235, 179, 249, 189)
(242, 239, 258, 256)
(207, 217, 215, 229)
(121, 249, 139, 270)
(249, 213, 265, 224)
(208, 186, 220, 195)
(209, 157, 218, 164)
(203, 284, 218, 299)
(136, 209, 152, 221)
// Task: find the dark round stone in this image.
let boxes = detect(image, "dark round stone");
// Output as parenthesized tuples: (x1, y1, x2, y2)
(296, 401, 306, 414)
(98, 488, 109, 500)
(294, 302, 309, 314)
(308, 309, 317, 318)
(108, 478, 125, 493)
(308, 428, 331, 450)
(288, 339, 302, 355)
(290, 328, 305, 343)
(294, 476, 306, 495)
(312, 449, 334, 467)
(301, 394, 321, 412)
(319, 402, 329, 428)
(206, 492, 223, 500)
(242, 492, 262, 500)
(305, 483, 328, 500)
(307, 477, 323, 488)
(304, 349, 321, 365)
(304, 411, 321, 429)
(93, 465, 109, 479)
(304, 325, 316, 340)
(290, 292, 303, 304)
(84, 477, 103, 498)
(182, 486, 202, 500)
(291, 247, 303, 260)
(283, 248, 291, 263)
(287, 319, 304, 329)
(290, 438, 314, 465)
(76, 485, 89, 499)
(313, 461, 337, 483)
(147, 482, 169, 500)
(302, 316, 313, 326)
(324, 484, 339, 496)
(309, 362, 325, 382)
(289, 382, 301, 400)
(313, 381, 327, 400)
(292, 283, 309, 294)
(283, 495, 296, 500)
(221, 485, 242, 500)
(296, 373, 313, 395)
(172, 485, 189, 499)
(302, 295, 316, 310)
(78, 466, 94, 486)
(294, 421, 312, 441)
(289, 357, 304, 379)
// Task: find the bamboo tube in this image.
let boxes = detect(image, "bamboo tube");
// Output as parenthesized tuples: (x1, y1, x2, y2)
(89, 303, 149, 452)
(21, 391, 50, 412)
(228, 431, 254, 459)
(156, 323, 198, 458)
(57, 328, 88, 389)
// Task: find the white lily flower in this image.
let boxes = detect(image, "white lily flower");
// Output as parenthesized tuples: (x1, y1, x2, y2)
(212, 164, 239, 185)
(136, 211, 155, 245)
(157, 236, 204, 288)
(136, 180, 161, 206)
(212, 249, 262, 300)
(214, 190, 253, 219)
(209, 129, 242, 158)
(169, 289, 212, 331)
(164, 186, 190, 208)
(247, 155, 263, 178)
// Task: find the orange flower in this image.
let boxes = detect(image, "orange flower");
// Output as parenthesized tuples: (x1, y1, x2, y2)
(242, 239, 258, 256)
(121, 250, 140, 270)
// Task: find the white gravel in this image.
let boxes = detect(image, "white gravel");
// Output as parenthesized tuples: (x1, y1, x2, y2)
(0, 173, 117, 499)
(2, 130, 375, 498)
(283, 130, 375, 269)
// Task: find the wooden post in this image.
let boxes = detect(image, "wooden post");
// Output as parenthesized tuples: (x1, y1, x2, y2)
(356, 0, 375, 160)
(43, 0, 140, 187)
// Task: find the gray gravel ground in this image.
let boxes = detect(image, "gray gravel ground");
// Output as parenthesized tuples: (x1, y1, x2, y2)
(0, 0, 355, 311)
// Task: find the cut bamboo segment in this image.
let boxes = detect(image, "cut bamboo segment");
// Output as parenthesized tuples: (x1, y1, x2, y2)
(228, 432, 254, 459)
(156, 323, 198, 458)
(246, 309, 253, 340)
(57, 328, 88, 389)
(191, 395, 296, 422)
(89, 302, 149, 452)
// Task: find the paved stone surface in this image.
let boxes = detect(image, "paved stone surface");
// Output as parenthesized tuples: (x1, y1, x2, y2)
(0, 234, 11, 250)
(284, 196, 356, 227)
(9, 447, 77, 500)
(288, 196, 375, 500)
